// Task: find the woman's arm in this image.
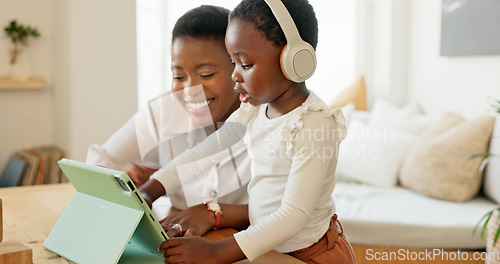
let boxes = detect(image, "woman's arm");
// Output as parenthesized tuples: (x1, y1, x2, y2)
(139, 178, 166, 208)
(160, 203, 249, 237)
(85, 115, 142, 169)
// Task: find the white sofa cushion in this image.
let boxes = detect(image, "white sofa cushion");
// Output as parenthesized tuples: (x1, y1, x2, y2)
(336, 120, 417, 187)
(333, 181, 498, 249)
(484, 113, 500, 204)
(369, 99, 435, 136)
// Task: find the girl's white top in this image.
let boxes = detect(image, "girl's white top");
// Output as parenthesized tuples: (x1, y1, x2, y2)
(152, 92, 347, 261)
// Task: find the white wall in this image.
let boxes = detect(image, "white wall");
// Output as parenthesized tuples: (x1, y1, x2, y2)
(0, 0, 137, 170)
(407, 0, 500, 116)
(360, 0, 409, 109)
(362, 0, 500, 115)
(52, 0, 138, 162)
(0, 0, 53, 170)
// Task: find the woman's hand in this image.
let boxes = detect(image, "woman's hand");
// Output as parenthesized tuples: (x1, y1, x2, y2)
(160, 204, 214, 238)
(122, 161, 159, 188)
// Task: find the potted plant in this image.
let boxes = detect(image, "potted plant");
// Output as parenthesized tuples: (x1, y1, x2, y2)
(474, 208, 500, 264)
(3, 19, 40, 81)
(474, 207, 500, 245)
(469, 98, 500, 263)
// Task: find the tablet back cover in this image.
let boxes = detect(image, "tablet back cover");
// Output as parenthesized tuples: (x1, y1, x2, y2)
(44, 159, 153, 264)
(44, 192, 143, 264)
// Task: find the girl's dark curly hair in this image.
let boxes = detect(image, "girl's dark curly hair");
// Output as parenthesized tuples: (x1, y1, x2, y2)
(229, 0, 318, 49)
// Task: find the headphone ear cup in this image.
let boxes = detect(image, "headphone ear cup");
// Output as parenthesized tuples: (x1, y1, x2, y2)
(280, 41, 316, 83)
(279, 44, 292, 81)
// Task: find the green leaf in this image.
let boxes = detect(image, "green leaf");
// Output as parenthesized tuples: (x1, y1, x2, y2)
(479, 157, 491, 172)
(492, 100, 500, 113)
(482, 212, 493, 238)
(495, 223, 500, 246)
(473, 210, 493, 237)
(4, 19, 41, 45)
(464, 152, 493, 161)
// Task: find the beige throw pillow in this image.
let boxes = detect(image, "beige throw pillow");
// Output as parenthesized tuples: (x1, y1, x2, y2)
(399, 112, 495, 202)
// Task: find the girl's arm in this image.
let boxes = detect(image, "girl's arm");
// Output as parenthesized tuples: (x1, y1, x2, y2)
(159, 236, 246, 264)
(219, 203, 250, 230)
(140, 119, 248, 205)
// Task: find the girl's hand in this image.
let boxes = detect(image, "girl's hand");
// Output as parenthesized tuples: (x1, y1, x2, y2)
(159, 237, 221, 264)
(160, 204, 214, 238)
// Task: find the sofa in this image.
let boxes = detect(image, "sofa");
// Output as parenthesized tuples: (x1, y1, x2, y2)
(331, 99, 500, 262)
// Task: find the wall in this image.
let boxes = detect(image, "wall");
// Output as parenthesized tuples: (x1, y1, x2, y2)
(0, 0, 137, 171)
(407, 0, 500, 116)
(361, 0, 500, 115)
(0, 0, 53, 170)
(359, 0, 409, 109)
(52, 0, 138, 163)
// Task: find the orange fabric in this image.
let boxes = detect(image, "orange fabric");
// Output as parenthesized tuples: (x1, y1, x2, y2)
(287, 215, 356, 264)
(280, 44, 292, 81)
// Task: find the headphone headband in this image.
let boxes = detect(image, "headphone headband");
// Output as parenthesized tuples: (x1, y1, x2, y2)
(263, 0, 316, 83)
(264, 0, 302, 43)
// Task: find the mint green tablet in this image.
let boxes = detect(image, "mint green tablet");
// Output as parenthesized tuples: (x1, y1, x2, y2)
(43, 158, 168, 264)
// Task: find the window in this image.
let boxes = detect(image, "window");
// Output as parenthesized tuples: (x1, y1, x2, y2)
(137, 0, 357, 108)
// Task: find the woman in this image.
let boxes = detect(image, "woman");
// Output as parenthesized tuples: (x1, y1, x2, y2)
(86, 5, 251, 239)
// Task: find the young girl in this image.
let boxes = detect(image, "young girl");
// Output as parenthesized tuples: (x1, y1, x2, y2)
(140, 0, 356, 263)
(86, 5, 252, 238)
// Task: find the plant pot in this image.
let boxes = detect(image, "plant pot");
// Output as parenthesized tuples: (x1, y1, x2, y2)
(8, 46, 30, 82)
(487, 209, 500, 264)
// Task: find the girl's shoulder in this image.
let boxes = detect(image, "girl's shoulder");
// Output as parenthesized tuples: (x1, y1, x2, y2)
(290, 92, 347, 131)
(282, 92, 347, 157)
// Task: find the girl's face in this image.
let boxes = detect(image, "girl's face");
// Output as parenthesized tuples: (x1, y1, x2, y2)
(225, 19, 292, 107)
(171, 36, 239, 124)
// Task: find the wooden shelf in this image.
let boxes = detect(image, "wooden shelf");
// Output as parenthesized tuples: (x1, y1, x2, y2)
(0, 76, 46, 90)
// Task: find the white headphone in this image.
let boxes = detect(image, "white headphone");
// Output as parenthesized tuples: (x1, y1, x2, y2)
(264, 0, 317, 83)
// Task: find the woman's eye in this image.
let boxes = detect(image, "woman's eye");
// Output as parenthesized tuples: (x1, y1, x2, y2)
(201, 73, 215, 78)
(173, 76, 185, 81)
(242, 64, 253, 70)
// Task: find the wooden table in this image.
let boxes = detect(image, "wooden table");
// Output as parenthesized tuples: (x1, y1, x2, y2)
(0, 183, 304, 263)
